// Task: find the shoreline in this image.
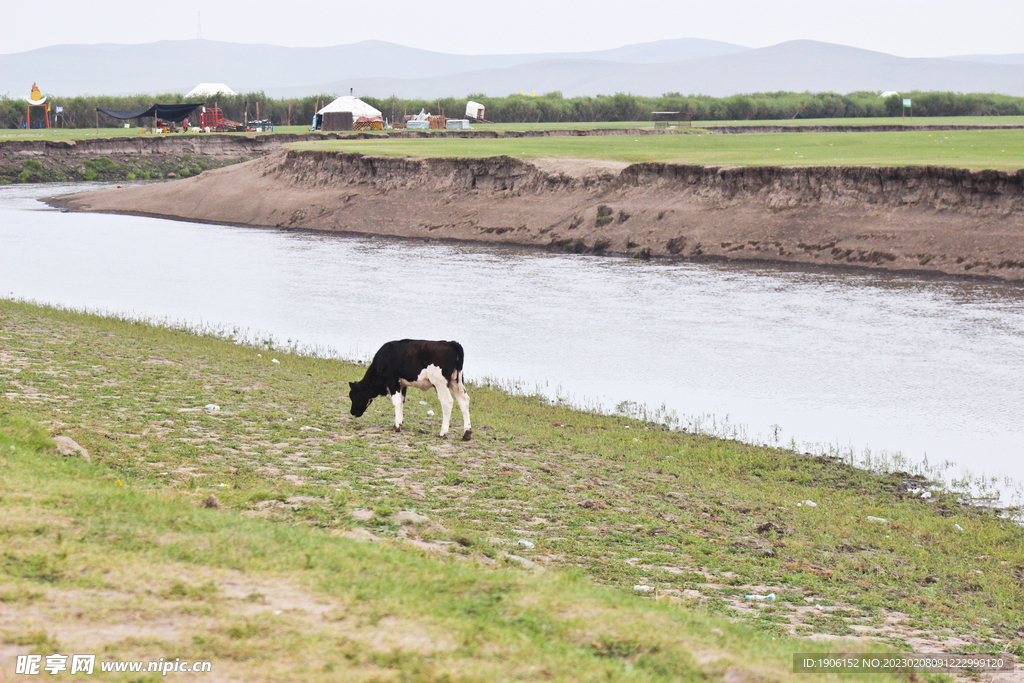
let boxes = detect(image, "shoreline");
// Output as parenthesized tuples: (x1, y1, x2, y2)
(46, 202, 1024, 288)
(48, 149, 1024, 283)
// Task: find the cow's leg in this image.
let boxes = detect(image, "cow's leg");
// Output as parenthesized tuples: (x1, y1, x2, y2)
(390, 391, 404, 432)
(429, 378, 455, 438)
(450, 372, 472, 441)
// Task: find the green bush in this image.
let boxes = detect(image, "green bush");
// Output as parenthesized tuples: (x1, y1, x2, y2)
(92, 157, 119, 173)
(7, 89, 1024, 129)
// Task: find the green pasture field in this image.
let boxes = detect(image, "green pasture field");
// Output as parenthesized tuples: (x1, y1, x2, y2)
(290, 129, 1024, 168)
(4, 115, 1024, 142)
(1, 300, 1021, 681)
(469, 116, 1024, 131)
(0, 127, 305, 142)
(694, 116, 1024, 128)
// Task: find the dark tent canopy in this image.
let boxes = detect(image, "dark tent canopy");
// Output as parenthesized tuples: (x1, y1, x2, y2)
(96, 103, 202, 122)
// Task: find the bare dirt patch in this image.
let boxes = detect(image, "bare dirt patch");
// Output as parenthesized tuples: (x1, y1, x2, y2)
(49, 150, 1024, 281)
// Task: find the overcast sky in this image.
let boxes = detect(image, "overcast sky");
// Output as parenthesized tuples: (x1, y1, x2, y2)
(2, 0, 1021, 58)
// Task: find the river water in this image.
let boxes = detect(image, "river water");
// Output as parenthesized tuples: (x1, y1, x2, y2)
(2, 182, 1023, 502)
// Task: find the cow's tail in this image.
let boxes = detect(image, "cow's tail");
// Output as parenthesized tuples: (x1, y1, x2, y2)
(451, 341, 465, 383)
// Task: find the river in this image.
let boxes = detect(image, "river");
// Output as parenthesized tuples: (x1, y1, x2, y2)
(2, 182, 1023, 503)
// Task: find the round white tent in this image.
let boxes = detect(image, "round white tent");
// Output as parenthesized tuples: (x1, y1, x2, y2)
(185, 83, 237, 98)
(316, 96, 382, 118)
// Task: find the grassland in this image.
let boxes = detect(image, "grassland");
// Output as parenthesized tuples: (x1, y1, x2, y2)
(0, 128, 292, 142)
(4, 115, 1024, 141)
(466, 116, 1024, 130)
(694, 116, 1024, 128)
(7, 120, 1024, 170)
(289, 129, 1024, 168)
(1, 299, 1021, 682)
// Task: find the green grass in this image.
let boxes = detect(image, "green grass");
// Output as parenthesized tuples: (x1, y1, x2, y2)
(289, 129, 1024, 168)
(694, 116, 1024, 127)
(0, 299, 1020, 680)
(0, 126, 311, 141)
(465, 116, 1024, 131)
(4, 414, 810, 681)
(4, 115, 1024, 142)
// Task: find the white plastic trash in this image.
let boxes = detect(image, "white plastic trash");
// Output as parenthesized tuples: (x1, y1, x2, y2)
(517, 539, 535, 548)
(803, 500, 817, 507)
(419, 401, 428, 405)
(205, 404, 220, 412)
(427, 410, 434, 416)
(744, 593, 776, 601)
(271, 358, 280, 364)
(866, 516, 889, 524)
(633, 585, 653, 592)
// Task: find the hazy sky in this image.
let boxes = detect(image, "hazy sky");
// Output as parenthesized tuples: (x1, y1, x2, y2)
(2, 0, 1021, 57)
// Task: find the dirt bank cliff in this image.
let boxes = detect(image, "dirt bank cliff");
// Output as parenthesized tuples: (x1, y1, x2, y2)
(50, 149, 1024, 280)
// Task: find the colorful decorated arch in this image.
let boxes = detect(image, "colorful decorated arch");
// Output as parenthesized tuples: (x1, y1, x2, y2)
(26, 83, 50, 129)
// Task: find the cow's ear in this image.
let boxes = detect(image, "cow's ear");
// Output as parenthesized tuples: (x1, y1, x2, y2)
(347, 381, 355, 390)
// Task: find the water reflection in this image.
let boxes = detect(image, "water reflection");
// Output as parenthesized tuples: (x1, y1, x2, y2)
(2, 182, 1023, 502)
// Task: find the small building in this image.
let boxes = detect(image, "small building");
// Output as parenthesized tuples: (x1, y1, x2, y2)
(652, 111, 691, 128)
(184, 83, 237, 98)
(316, 96, 383, 131)
(465, 101, 485, 121)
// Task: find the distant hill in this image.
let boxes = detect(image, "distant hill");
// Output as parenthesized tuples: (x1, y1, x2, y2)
(944, 53, 1024, 65)
(4, 37, 1024, 99)
(287, 41, 1024, 98)
(0, 38, 748, 98)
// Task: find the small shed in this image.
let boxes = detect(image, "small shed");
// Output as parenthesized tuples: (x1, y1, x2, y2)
(652, 111, 692, 128)
(465, 101, 485, 121)
(317, 96, 383, 131)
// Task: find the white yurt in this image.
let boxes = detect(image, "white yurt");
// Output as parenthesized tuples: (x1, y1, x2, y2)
(185, 83, 237, 98)
(317, 95, 381, 116)
(316, 96, 383, 131)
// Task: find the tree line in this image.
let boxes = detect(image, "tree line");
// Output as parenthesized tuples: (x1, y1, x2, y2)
(4, 90, 1024, 129)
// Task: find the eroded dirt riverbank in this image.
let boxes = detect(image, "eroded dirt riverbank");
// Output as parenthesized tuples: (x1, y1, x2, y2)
(50, 149, 1024, 281)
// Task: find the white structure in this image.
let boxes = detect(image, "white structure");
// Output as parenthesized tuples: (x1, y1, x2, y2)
(465, 101, 485, 120)
(316, 96, 382, 119)
(879, 91, 899, 98)
(185, 83, 237, 98)
(446, 119, 471, 129)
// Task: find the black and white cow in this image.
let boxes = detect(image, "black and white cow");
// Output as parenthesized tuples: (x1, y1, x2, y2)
(348, 339, 472, 441)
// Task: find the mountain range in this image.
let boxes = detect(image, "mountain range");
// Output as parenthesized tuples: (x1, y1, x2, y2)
(4, 38, 1024, 99)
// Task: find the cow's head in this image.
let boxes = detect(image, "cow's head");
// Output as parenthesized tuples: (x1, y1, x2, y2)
(348, 381, 375, 417)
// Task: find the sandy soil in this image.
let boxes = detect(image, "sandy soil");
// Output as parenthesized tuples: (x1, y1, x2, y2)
(49, 150, 1024, 282)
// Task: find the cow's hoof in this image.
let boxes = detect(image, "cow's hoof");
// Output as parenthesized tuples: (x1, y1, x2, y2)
(462, 430, 472, 442)
(394, 425, 402, 433)
(438, 432, 448, 439)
